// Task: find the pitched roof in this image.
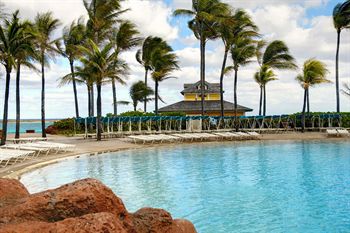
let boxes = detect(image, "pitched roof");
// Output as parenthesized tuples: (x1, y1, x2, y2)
(158, 100, 253, 113)
(181, 81, 221, 95)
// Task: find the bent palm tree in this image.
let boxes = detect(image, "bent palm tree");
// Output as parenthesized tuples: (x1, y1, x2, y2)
(333, 0, 350, 112)
(254, 66, 276, 116)
(217, 9, 258, 117)
(174, 0, 230, 115)
(136, 36, 170, 112)
(228, 34, 256, 131)
(78, 39, 117, 141)
(151, 44, 179, 115)
(59, 17, 86, 118)
(33, 12, 61, 138)
(256, 40, 297, 116)
(110, 21, 141, 115)
(130, 81, 154, 111)
(0, 11, 32, 145)
(296, 59, 330, 132)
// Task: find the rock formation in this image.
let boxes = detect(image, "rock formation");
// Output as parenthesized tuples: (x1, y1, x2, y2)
(0, 178, 197, 233)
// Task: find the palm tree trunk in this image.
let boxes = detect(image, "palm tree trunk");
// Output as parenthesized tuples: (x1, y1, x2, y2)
(15, 62, 21, 139)
(1, 68, 11, 146)
(301, 88, 307, 132)
(87, 85, 91, 117)
(41, 56, 46, 138)
(91, 86, 95, 116)
(263, 85, 267, 116)
(219, 48, 229, 118)
(234, 68, 239, 132)
(112, 78, 117, 115)
(134, 102, 137, 111)
(96, 83, 102, 141)
(144, 67, 148, 112)
(259, 85, 263, 116)
(70, 60, 79, 118)
(307, 88, 310, 114)
(335, 29, 341, 113)
(155, 80, 159, 115)
(200, 23, 205, 116)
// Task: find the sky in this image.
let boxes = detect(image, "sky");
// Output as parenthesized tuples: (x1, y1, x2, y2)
(0, 0, 349, 119)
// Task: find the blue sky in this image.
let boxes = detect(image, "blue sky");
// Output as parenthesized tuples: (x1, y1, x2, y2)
(0, 0, 349, 119)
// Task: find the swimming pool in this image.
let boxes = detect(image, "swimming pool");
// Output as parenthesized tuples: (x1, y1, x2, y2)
(21, 140, 350, 232)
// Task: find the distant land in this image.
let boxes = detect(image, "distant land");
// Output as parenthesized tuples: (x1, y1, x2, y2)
(1, 119, 61, 123)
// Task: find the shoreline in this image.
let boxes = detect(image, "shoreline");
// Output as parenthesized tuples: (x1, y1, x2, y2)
(1, 132, 349, 180)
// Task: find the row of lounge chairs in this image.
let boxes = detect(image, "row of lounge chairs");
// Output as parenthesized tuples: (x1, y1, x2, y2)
(0, 141, 76, 168)
(9, 137, 48, 144)
(326, 129, 350, 137)
(128, 132, 261, 144)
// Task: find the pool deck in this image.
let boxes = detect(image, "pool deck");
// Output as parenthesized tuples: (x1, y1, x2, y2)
(1, 132, 348, 179)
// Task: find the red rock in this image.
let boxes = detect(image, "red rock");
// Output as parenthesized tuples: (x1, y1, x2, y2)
(0, 178, 132, 230)
(132, 208, 197, 233)
(0, 178, 197, 233)
(0, 212, 127, 233)
(0, 179, 29, 208)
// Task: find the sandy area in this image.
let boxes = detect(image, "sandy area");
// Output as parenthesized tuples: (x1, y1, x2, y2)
(1, 132, 348, 179)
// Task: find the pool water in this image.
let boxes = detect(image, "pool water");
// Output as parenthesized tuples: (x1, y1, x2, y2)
(21, 140, 350, 233)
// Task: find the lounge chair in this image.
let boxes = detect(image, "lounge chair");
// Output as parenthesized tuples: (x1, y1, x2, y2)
(235, 132, 252, 139)
(326, 129, 338, 137)
(10, 137, 48, 144)
(247, 132, 262, 139)
(171, 133, 196, 141)
(128, 135, 161, 144)
(36, 141, 76, 152)
(337, 129, 350, 137)
(0, 149, 36, 167)
(1, 144, 50, 156)
(213, 132, 236, 140)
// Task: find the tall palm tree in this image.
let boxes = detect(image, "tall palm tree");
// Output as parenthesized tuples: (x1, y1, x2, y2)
(174, 0, 230, 116)
(136, 36, 170, 112)
(256, 40, 297, 116)
(33, 12, 61, 138)
(333, 0, 350, 112)
(217, 9, 258, 117)
(83, 0, 126, 44)
(229, 34, 256, 131)
(59, 17, 86, 118)
(0, 11, 32, 145)
(78, 39, 117, 141)
(151, 44, 179, 115)
(14, 17, 36, 139)
(254, 65, 277, 116)
(130, 81, 154, 111)
(296, 59, 330, 132)
(110, 21, 141, 115)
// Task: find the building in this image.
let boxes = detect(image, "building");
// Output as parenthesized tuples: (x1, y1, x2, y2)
(158, 81, 253, 116)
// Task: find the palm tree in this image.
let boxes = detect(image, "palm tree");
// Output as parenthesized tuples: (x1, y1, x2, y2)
(217, 9, 258, 117)
(296, 59, 330, 132)
(15, 21, 36, 139)
(136, 36, 170, 112)
(150, 44, 179, 115)
(0, 11, 33, 145)
(342, 82, 350, 97)
(83, 0, 126, 44)
(59, 17, 86, 118)
(256, 40, 297, 116)
(33, 12, 61, 138)
(174, 0, 230, 116)
(254, 65, 277, 116)
(333, 0, 350, 112)
(130, 81, 154, 111)
(227, 34, 256, 131)
(110, 21, 141, 115)
(78, 39, 117, 141)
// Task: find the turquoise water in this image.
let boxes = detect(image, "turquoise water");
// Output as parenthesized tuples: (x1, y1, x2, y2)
(21, 141, 350, 233)
(1, 121, 53, 133)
